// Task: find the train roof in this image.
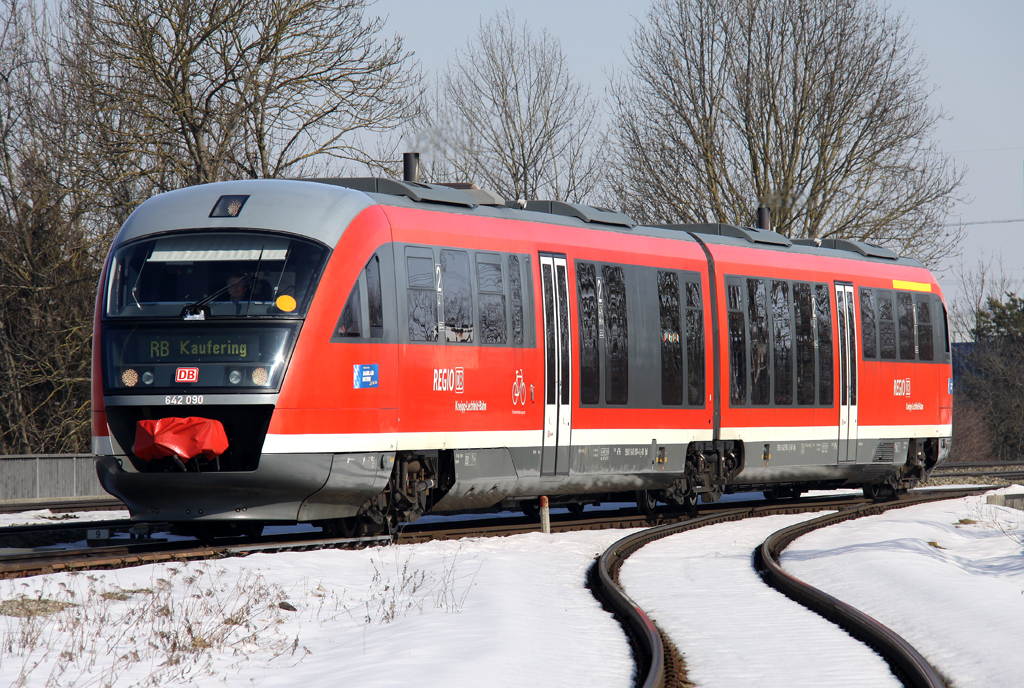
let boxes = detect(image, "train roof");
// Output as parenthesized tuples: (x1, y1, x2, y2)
(113, 177, 924, 269)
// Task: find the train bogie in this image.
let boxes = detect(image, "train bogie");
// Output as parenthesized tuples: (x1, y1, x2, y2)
(92, 177, 951, 534)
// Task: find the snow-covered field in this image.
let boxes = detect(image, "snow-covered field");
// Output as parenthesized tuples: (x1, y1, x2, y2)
(0, 509, 129, 528)
(0, 486, 1020, 687)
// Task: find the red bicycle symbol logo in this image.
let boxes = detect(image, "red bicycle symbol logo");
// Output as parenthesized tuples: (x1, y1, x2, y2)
(512, 370, 527, 406)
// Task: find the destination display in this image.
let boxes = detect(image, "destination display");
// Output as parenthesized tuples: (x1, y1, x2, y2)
(137, 334, 259, 363)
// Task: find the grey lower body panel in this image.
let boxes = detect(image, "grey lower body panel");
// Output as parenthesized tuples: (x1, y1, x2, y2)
(96, 452, 385, 523)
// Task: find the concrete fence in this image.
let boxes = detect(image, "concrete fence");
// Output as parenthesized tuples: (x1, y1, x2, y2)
(0, 454, 108, 502)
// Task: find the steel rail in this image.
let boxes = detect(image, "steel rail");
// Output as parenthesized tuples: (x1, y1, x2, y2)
(754, 494, 954, 688)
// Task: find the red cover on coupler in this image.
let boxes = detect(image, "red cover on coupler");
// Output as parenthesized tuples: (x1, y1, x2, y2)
(132, 417, 229, 462)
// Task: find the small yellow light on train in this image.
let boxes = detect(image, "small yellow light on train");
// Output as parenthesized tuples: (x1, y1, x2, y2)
(251, 367, 269, 385)
(276, 294, 297, 312)
(229, 370, 242, 385)
(122, 369, 139, 387)
(142, 371, 154, 385)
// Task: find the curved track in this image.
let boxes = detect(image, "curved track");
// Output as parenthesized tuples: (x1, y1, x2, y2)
(754, 497, 951, 688)
(591, 488, 982, 688)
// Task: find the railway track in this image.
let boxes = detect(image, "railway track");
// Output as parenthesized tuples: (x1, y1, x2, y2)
(591, 488, 985, 688)
(0, 493, 891, 580)
(0, 486, 991, 687)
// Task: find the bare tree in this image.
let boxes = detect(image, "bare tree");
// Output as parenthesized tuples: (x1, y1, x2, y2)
(60, 0, 420, 195)
(611, 0, 965, 267)
(414, 10, 604, 203)
(0, 1, 97, 453)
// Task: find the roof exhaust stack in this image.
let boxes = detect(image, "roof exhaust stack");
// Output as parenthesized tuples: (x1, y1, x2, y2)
(757, 205, 771, 232)
(403, 152, 420, 183)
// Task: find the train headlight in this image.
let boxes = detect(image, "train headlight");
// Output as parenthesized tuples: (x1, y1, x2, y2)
(122, 369, 139, 387)
(141, 371, 154, 385)
(251, 367, 269, 385)
(229, 370, 242, 385)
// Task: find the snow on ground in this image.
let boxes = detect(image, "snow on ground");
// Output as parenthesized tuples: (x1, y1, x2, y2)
(782, 485, 1024, 687)
(0, 529, 637, 688)
(1, 485, 1021, 687)
(0, 508, 129, 528)
(619, 512, 902, 688)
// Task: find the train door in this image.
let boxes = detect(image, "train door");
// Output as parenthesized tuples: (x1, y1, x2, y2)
(539, 254, 572, 476)
(834, 283, 859, 462)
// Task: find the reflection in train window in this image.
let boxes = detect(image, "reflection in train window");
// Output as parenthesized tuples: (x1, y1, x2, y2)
(658, 271, 683, 406)
(577, 262, 599, 404)
(603, 265, 628, 405)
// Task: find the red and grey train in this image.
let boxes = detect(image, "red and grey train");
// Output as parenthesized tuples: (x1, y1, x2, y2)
(92, 177, 952, 534)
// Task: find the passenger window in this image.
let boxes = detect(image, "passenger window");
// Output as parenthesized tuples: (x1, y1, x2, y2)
(897, 292, 915, 360)
(658, 271, 683, 406)
(747, 278, 770, 405)
(917, 298, 934, 361)
(557, 264, 571, 406)
(542, 264, 556, 403)
(793, 283, 815, 405)
(577, 262, 600, 404)
(727, 280, 747, 405)
(476, 254, 506, 344)
(859, 288, 876, 359)
(772, 280, 793, 405)
(814, 284, 833, 405)
(603, 265, 628, 405)
(878, 291, 896, 359)
(441, 249, 473, 343)
(836, 290, 848, 405)
(406, 253, 437, 342)
(845, 289, 857, 405)
(366, 255, 383, 337)
(686, 281, 705, 406)
(509, 255, 524, 345)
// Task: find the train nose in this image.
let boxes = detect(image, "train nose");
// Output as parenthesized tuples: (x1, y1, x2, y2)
(132, 416, 229, 471)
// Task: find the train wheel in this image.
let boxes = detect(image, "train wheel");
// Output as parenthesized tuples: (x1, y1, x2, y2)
(637, 490, 659, 523)
(521, 501, 539, 519)
(683, 491, 698, 515)
(567, 503, 585, 516)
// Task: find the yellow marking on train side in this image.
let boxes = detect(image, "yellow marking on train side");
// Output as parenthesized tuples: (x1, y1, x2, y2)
(893, 280, 932, 292)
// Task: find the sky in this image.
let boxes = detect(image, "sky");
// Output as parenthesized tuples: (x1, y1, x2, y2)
(372, 0, 1024, 318)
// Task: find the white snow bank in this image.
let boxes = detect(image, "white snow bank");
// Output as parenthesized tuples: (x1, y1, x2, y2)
(782, 486, 1024, 687)
(0, 530, 637, 687)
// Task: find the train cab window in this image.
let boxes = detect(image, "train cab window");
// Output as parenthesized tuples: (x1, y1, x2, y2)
(772, 280, 793, 405)
(916, 297, 934, 361)
(603, 265, 629, 405)
(727, 282, 747, 405)
(793, 283, 815, 405)
(335, 254, 384, 339)
(686, 281, 705, 405)
(441, 249, 473, 343)
(366, 255, 383, 337)
(509, 255, 525, 345)
(337, 281, 361, 337)
(476, 253, 506, 344)
(878, 291, 896, 359)
(577, 262, 600, 404)
(747, 278, 770, 405)
(406, 252, 438, 342)
(658, 271, 684, 406)
(859, 288, 877, 359)
(897, 292, 915, 360)
(941, 301, 951, 354)
(814, 284, 833, 405)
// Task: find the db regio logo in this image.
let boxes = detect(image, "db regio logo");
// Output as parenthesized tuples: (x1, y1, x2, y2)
(893, 378, 911, 397)
(175, 367, 199, 383)
(433, 367, 464, 393)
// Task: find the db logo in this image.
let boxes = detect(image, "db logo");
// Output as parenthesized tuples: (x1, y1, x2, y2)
(175, 367, 199, 383)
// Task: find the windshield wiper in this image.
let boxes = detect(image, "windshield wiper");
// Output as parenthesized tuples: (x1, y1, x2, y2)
(180, 273, 253, 320)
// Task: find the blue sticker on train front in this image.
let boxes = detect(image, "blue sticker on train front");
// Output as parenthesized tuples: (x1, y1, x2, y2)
(353, 364, 379, 389)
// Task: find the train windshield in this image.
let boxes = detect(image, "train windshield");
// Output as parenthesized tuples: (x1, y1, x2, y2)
(105, 231, 328, 319)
